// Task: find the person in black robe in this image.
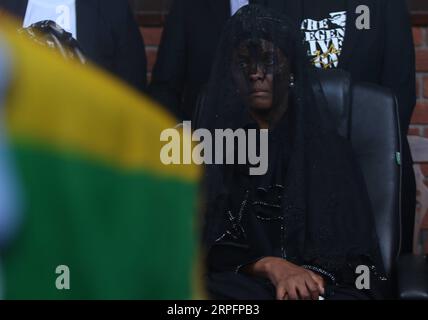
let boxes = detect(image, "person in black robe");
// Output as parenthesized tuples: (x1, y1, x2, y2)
(0, 0, 147, 92)
(198, 5, 389, 300)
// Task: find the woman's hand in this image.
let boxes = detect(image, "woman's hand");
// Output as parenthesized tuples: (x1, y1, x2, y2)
(245, 257, 325, 300)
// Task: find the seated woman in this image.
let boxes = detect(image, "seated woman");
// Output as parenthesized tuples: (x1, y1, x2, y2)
(199, 5, 389, 300)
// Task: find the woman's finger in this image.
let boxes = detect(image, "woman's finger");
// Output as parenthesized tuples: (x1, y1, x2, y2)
(276, 284, 287, 300)
(308, 271, 325, 295)
(305, 278, 320, 300)
(286, 283, 299, 300)
(289, 278, 308, 300)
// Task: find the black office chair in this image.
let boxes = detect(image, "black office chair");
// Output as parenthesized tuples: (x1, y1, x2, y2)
(316, 69, 428, 299)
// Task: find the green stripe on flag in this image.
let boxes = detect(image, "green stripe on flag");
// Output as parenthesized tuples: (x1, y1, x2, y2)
(4, 144, 198, 299)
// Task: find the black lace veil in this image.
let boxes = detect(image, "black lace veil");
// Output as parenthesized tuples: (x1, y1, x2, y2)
(198, 5, 388, 297)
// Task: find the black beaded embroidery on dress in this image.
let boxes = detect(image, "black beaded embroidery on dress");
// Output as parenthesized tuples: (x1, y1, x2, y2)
(216, 190, 249, 243)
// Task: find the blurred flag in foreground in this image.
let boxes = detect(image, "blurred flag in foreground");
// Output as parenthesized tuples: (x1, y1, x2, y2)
(0, 18, 200, 299)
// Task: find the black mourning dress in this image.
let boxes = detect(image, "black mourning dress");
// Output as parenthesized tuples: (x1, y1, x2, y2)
(198, 5, 389, 300)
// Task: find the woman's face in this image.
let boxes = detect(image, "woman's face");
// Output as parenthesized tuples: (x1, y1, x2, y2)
(232, 39, 290, 116)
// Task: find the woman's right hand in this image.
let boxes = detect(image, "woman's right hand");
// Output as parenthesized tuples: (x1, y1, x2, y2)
(246, 257, 325, 300)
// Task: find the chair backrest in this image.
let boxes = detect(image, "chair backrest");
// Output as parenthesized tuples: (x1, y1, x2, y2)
(317, 70, 402, 277)
(312, 69, 352, 139)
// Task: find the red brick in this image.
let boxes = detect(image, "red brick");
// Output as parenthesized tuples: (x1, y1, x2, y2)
(140, 27, 163, 46)
(408, 126, 421, 136)
(413, 27, 424, 47)
(145, 47, 158, 73)
(426, 27, 428, 46)
(421, 164, 428, 176)
(424, 76, 428, 98)
(422, 213, 428, 230)
(416, 49, 428, 72)
(416, 76, 421, 98)
(411, 102, 428, 124)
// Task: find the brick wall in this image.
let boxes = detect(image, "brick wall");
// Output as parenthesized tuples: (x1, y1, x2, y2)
(141, 27, 162, 81)
(411, 26, 428, 253)
(412, 27, 428, 143)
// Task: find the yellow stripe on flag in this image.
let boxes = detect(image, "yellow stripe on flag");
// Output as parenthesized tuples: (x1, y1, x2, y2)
(1, 18, 200, 182)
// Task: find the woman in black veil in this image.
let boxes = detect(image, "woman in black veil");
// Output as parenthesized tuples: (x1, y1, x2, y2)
(198, 5, 389, 300)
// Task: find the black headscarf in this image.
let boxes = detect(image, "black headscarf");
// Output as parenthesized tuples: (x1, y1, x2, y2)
(198, 5, 388, 297)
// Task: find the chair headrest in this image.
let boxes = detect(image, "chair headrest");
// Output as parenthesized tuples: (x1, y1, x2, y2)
(314, 69, 352, 139)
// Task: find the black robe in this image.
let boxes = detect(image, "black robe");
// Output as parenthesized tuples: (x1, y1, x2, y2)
(0, 0, 147, 92)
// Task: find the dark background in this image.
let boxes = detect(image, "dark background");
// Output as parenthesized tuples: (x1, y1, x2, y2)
(130, 0, 172, 14)
(412, 0, 428, 11)
(130, 0, 427, 13)
(129, 0, 428, 26)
